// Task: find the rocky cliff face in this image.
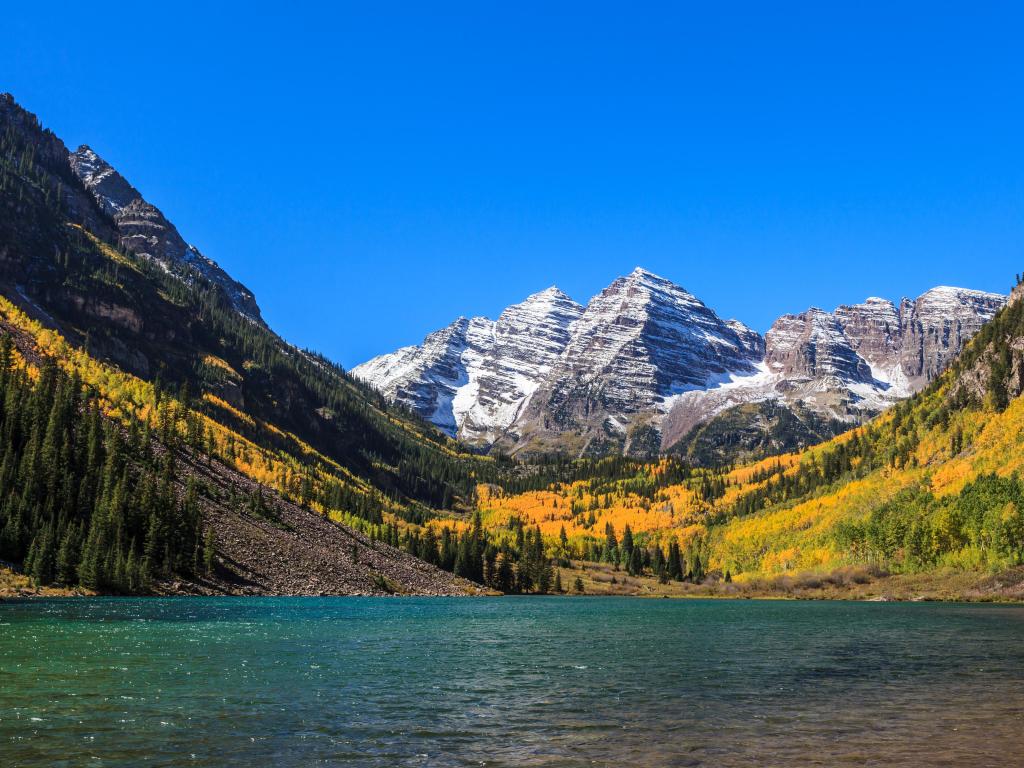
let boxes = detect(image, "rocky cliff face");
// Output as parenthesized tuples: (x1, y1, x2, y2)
(726, 319, 766, 359)
(898, 286, 1006, 388)
(661, 285, 1005, 454)
(350, 316, 495, 436)
(833, 297, 902, 379)
(764, 307, 873, 383)
(69, 146, 263, 322)
(356, 268, 1006, 461)
(457, 287, 584, 443)
(509, 268, 762, 454)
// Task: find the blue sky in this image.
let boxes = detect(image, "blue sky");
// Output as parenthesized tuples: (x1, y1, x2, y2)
(4, 3, 1022, 367)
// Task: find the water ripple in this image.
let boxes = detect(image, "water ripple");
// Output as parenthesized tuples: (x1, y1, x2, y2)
(1, 597, 1023, 766)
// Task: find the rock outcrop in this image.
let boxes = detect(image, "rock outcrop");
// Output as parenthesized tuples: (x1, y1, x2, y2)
(661, 286, 1005, 453)
(69, 146, 263, 322)
(765, 307, 873, 383)
(898, 286, 1006, 388)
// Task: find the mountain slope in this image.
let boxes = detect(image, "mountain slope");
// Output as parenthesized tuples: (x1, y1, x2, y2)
(460, 287, 584, 444)
(0, 93, 496, 594)
(661, 286, 1004, 460)
(510, 268, 762, 456)
(351, 315, 497, 437)
(352, 287, 585, 443)
(0, 299, 476, 595)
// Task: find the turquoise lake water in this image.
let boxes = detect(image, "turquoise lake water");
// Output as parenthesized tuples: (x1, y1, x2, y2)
(1, 597, 1023, 766)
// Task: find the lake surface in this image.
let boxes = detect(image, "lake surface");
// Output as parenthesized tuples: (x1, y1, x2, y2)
(1, 597, 1023, 767)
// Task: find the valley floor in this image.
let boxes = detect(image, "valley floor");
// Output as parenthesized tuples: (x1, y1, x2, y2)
(554, 561, 1024, 602)
(0, 567, 91, 598)
(6, 560, 1024, 602)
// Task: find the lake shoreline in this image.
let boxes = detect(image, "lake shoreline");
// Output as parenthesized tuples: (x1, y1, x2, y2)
(4, 564, 1024, 603)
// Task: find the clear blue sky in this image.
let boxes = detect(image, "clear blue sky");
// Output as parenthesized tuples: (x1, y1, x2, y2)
(4, 3, 1022, 367)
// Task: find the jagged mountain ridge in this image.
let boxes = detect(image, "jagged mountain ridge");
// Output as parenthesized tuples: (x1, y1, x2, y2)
(355, 270, 1005, 459)
(661, 286, 1004, 459)
(510, 268, 764, 456)
(69, 146, 263, 322)
(352, 287, 585, 442)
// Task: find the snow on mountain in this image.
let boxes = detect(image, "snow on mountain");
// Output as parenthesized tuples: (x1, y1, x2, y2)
(353, 287, 584, 441)
(458, 287, 584, 443)
(354, 269, 1006, 456)
(660, 286, 1006, 451)
(726, 319, 767, 359)
(69, 146, 263, 322)
(352, 316, 496, 436)
(510, 268, 763, 454)
(554, 268, 760, 407)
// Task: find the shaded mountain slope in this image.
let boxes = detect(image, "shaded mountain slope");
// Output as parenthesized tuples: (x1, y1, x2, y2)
(0, 258, 477, 595)
(0, 93, 493, 523)
(0, 93, 496, 594)
(69, 145, 263, 322)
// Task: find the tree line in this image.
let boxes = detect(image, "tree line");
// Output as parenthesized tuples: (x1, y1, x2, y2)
(369, 511, 556, 594)
(0, 339, 210, 592)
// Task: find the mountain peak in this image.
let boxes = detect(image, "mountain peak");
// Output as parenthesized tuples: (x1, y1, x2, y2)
(614, 267, 704, 306)
(69, 145, 134, 213)
(68, 143, 263, 322)
(911, 285, 1006, 316)
(918, 285, 1005, 302)
(356, 271, 1006, 458)
(523, 285, 572, 303)
(626, 266, 665, 282)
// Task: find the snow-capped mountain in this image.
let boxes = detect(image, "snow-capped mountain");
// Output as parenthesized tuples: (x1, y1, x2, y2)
(69, 146, 263, 322)
(351, 316, 495, 436)
(354, 269, 1005, 458)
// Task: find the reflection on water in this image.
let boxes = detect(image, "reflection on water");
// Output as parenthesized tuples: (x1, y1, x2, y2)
(1, 597, 1023, 766)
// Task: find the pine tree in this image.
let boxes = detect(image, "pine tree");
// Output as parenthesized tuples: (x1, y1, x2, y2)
(689, 552, 704, 583)
(628, 546, 642, 577)
(667, 542, 684, 581)
(622, 524, 634, 560)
